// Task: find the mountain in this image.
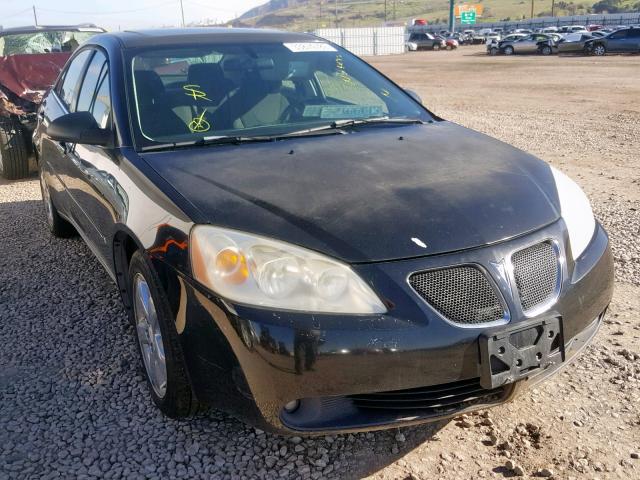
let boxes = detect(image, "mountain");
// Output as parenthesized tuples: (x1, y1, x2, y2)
(234, 0, 639, 31)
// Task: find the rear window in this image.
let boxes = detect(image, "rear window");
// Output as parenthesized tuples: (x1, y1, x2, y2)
(0, 30, 99, 55)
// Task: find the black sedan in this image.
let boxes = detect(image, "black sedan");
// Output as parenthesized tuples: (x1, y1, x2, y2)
(35, 28, 614, 434)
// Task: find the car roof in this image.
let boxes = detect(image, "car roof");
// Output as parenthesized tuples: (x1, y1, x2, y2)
(92, 28, 317, 49)
(0, 24, 104, 36)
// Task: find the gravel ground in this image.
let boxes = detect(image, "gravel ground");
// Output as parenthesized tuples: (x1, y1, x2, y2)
(1, 46, 639, 479)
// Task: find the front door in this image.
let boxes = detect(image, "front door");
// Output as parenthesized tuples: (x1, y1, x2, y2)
(61, 48, 119, 267)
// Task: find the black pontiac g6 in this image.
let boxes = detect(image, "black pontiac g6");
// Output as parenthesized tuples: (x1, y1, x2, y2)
(34, 28, 614, 434)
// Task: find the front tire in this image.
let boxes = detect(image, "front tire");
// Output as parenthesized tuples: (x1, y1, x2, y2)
(593, 44, 606, 56)
(0, 118, 29, 180)
(504, 46, 515, 55)
(129, 251, 198, 418)
(39, 167, 75, 237)
(490, 47, 499, 56)
(541, 45, 552, 55)
(433, 44, 440, 51)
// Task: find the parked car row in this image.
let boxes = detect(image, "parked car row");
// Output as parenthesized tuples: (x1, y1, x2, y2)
(485, 26, 640, 56)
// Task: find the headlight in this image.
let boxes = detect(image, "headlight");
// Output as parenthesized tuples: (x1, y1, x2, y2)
(550, 166, 596, 261)
(190, 225, 387, 314)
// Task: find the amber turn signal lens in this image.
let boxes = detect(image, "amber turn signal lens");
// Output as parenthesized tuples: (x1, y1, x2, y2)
(215, 248, 249, 284)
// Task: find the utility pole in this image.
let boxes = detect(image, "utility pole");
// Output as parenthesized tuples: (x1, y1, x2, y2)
(530, 0, 535, 18)
(551, 0, 555, 17)
(448, 0, 455, 33)
(393, 0, 396, 20)
(335, 0, 338, 27)
(179, 0, 185, 27)
(32, 5, 38, 26)
(384, 0, 387, 22)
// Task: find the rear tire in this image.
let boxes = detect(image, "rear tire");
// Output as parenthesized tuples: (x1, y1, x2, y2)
(0, 118, 29, 180)
(433, 44, 440, 51)
(129, 251, 199, 418)
(541, 45, 552, 55)
(39, 166, 76, 237)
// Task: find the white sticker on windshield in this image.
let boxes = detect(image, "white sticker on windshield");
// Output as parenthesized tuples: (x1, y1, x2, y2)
(283, 42, 336, 52)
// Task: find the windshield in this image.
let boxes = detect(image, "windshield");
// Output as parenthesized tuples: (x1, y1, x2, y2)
(0, 30, 99, 55)
(129, 41, 431, 146)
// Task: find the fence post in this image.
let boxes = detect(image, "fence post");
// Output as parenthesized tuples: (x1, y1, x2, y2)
(373, 29, 378, 56)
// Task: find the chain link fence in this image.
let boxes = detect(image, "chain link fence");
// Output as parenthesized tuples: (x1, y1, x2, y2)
(314, 27, 405, 56)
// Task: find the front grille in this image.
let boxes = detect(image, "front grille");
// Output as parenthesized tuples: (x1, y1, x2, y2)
(511, 241, 559, 312)
(349, 378, 506, 414)
(409, 266, 506, 325)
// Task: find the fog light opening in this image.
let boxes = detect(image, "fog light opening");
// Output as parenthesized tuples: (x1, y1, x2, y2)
(283, 399, 300, 413)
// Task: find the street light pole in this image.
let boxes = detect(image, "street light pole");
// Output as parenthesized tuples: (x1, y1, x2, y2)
(179, 0, 185, 27)
(448, 0, 455, 32)
(33, 5, 38, 26)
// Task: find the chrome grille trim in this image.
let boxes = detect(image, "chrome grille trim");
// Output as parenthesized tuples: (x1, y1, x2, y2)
(511, 240, 561, 314)
(409, 265, 508, 326)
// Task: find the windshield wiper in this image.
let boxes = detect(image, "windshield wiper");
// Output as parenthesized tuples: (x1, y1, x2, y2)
(140, 118, 429, 152)
(331, 117, 428, 129)
(269, 117, 428, 140)
(140, 135, 264, 152)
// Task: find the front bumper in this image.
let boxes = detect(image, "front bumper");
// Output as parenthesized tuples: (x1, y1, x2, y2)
(170, 220, 613, 434)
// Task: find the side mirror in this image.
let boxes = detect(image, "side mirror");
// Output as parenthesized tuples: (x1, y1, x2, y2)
(47, 111, 111, 147)
(405, 89, 422, 104)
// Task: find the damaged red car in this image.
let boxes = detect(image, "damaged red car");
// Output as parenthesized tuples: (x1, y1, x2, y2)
(0, 24, 104, 179)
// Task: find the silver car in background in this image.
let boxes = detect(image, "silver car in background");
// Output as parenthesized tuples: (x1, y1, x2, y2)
(497, 33, 555, 55)
(487, 33, 526, 54)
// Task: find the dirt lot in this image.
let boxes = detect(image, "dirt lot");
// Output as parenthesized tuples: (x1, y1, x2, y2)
(364, 46, 640, 479)
(1, 45, 639, 480)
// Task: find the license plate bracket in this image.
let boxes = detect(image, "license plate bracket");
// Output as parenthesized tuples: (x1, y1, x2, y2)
(479, 317, 564, 390)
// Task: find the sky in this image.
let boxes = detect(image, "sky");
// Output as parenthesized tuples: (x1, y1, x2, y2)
(0, 0, 268, 30)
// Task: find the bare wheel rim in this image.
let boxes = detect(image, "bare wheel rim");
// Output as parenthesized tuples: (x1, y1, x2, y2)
(133, 273, 167, 398)
(39, 169, 54, 226)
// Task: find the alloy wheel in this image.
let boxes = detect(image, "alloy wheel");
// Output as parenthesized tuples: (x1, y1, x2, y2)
(133, 273, 168, 398)
(594, 45, 606, 56)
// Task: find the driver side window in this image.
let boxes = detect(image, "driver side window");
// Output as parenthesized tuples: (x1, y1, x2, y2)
(58, 49, 92, 111)
(609, 30, 627, 39)
(76, 50, 111, 129)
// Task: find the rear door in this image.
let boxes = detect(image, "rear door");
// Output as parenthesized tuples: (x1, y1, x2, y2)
(40, 49, 93, 218)
(516, 35, 536, 53)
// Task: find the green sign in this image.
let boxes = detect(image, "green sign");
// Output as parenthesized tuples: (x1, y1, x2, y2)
(460, 11, 476, 24)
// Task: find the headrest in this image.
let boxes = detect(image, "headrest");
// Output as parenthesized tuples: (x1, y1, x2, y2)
(134, 70, 165, 103)
(257, 57, 290, 83)
(187, 63, 232, 104)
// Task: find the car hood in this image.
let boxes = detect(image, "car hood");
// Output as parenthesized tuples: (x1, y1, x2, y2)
(142, 121, 560, 263)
